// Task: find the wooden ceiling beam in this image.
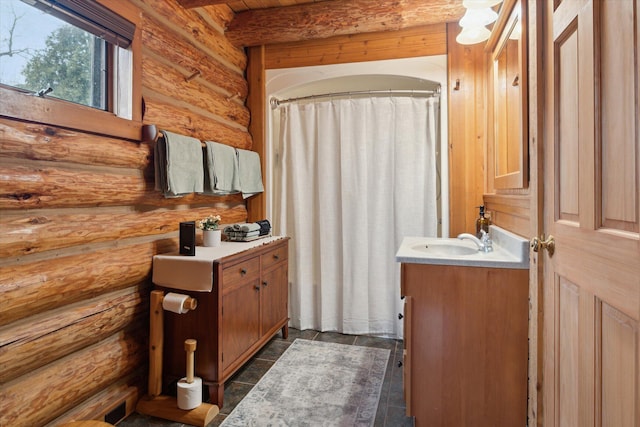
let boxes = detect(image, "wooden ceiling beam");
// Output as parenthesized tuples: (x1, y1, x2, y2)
(225, 0, 465, 47)
(177, 0, 229, 8)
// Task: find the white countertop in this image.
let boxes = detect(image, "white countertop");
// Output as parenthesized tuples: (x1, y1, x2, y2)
(395, 226, 530, 269)
(152, 236, 287, 292)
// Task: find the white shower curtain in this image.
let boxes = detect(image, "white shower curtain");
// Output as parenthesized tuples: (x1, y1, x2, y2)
(273, 96, 439, 337)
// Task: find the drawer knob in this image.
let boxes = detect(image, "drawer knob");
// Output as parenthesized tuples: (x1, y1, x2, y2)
(262, 281, 268, 286)
(398, 313, 404, 320)
(273, 254, 280, 260)
(240, 268, 247, 275)
(254, 285, 260, 291)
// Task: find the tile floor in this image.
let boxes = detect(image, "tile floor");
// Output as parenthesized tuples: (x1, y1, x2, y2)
(119, 328, 413, 426)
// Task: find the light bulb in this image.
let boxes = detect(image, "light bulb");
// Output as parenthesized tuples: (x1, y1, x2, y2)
(459, 7, 498, 27)
(456, 26, 491, 45)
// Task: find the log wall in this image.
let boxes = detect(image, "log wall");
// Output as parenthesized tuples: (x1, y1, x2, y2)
(0, 2, 495, 425)
(0, 0, 249, 425)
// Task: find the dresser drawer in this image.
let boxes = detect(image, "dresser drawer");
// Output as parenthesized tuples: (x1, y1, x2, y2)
(261, 244, 288, 270)
(222, 257, 260, 286)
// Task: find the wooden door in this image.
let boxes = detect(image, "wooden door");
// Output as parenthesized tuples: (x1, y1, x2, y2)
(542, 0, 640, 425)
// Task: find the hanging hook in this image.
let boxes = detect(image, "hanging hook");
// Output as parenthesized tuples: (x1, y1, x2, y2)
(185, 70, 201, 82)
(453, 79, 461, 91)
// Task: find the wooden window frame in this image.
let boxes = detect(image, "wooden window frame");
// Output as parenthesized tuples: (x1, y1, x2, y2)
(0, 0, 142, 141)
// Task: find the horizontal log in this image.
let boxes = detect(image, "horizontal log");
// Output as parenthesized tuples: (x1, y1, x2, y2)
(143, 98, 252, 148)
(142, 58, 250, 128)
(133, 0, 246, 72)
(265, 23, 448, 69)
(226, 0, 465, 47)
(0, 162, 248, 209)
(0, 118, 151, 169)
(194, 4, 235, 31)
(0, 328, 146, 426)
(0, 204, 247, 258)
(0, 289, 147, 384)
(0, 244, 154, 326)
(141, 13, 247, 99)
(48, 372, 145, 426)
(0, 163, 143, 209)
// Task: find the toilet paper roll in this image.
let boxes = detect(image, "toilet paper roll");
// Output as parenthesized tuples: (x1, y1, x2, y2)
(177, 376, 202, 410)
(162, 292, 190, 314)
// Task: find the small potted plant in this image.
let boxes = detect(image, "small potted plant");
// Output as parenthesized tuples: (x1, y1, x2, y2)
(197, 214, 222, 247)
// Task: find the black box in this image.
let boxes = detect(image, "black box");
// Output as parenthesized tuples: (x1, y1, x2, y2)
(179, 221, 196, 256)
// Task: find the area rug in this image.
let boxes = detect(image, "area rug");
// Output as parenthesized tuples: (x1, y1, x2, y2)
(220, 339, 390, 427)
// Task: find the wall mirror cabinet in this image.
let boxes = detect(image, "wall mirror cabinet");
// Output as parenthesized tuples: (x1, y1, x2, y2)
(488, 0, 528, 189)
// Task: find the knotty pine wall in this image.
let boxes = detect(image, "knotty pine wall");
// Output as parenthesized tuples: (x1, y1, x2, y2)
(0, 1, 249, 425)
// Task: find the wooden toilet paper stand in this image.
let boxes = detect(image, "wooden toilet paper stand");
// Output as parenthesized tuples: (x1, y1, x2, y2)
(136, 290, 219, 426)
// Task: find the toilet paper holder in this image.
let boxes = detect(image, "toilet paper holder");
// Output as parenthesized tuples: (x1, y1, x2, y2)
(136, 290, 219, 426)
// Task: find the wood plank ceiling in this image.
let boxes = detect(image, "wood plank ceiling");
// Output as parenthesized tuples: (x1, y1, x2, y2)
(177, 0, 465, 47)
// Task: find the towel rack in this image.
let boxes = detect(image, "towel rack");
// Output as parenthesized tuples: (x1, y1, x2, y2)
(142, 124, 208, 148)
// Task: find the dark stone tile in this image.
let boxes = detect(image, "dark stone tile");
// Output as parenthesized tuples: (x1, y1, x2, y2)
(374, 398, 388, 427)
(218, 381, 254, 415)
(206, 413, 227, 427)
(279, 327, 319, 342)
(232, 357, 274, 384)
(387, 374, 406, 409)
(313, 331, 357, 345)
(254, 338, 291, 361)
(379, 352, 394, 399)
(384, 405, 414, 426)
(354, 335, 397, 351)
(116, 412, 183, 426)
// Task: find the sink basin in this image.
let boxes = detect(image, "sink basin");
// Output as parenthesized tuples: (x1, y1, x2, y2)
(395, 226, 530, 269)
(411, 242, 478, 256)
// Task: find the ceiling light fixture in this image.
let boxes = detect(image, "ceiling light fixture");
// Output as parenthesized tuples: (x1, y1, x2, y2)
(456, 26, 492, 45)
(459, 8, 498, 27)
(456, 0, 503, 45)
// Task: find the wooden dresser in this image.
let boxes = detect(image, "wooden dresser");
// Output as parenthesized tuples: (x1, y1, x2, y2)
(154, 237, 289, 407)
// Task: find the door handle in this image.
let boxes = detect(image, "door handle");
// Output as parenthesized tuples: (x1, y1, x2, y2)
(530, 234, 555, 257)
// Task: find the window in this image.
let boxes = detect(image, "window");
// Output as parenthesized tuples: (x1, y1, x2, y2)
(1, 1, 109, 109)
(0, 0, 141, 139)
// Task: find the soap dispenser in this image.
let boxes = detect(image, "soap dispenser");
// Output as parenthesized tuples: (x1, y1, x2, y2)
(476, 205, 490, 238)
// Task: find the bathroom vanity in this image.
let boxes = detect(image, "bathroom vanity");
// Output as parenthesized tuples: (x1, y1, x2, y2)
(152, 237, 289, 407)
(396, 227, 529, 427)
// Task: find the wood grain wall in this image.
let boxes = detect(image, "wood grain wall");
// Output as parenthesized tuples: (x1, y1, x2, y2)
(0, 2, 497, 425)
(0, 0, 250, 425)
(446, 24, 487, 237)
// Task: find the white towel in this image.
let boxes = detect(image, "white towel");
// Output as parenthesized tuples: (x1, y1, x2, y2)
(236, 148, 264, 199)
(154, 130, 204, 197)
(204, 141, 240, 195)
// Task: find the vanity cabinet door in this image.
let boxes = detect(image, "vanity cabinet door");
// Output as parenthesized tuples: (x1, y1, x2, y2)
(402, 295, 413, 417)
(260, 263, 288, 336)
(221, 278, 261, 374)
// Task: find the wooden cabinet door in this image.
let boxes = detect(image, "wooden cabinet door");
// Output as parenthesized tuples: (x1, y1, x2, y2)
(221, 279, 261, 374)
(260, 263, 288, 336)
(542, 0, 640, 425)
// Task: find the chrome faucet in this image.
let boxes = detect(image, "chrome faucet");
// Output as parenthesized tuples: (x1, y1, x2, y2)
(457, 230, 493, 253)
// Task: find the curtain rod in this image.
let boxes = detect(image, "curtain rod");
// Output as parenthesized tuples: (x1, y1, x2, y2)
(270, 87, 441, 109)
